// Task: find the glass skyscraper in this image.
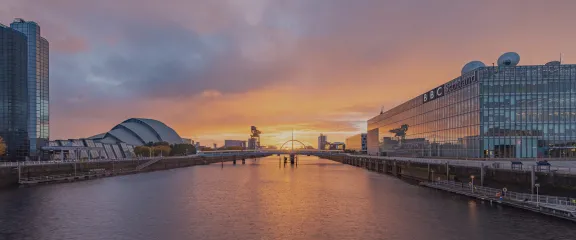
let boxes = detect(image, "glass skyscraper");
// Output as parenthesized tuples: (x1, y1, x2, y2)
(0, 24, 29, 160)
(10, 19, 49, 159)
(368, 57, 576, 159)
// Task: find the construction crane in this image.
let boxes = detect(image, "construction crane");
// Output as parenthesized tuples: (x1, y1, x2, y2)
(249, 126, 261, 150)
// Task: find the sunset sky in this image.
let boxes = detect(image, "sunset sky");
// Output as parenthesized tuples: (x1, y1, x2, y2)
(2, 0, 576, 148)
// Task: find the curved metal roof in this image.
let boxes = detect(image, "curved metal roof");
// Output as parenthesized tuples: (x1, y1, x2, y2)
(89, 118, 183, 146)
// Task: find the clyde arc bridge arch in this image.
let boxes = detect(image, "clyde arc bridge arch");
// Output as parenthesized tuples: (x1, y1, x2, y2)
(279, 140, 308, 151)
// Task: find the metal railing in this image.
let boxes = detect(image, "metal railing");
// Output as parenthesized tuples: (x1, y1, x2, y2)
(348, 154, 576, 175)
(432, 180, 576, 209)
(0, 157, 152, 167)
(0, 152, 275, 168)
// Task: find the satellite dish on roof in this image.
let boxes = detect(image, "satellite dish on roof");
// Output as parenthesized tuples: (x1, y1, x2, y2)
(461, 61, 486, 75)
(497, 52, 520, 67)
(545, 61, 561, 66)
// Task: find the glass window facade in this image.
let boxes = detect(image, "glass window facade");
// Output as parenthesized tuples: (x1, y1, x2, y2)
(368, 65, 576, 159)
(345, 133, 367, 153)
(10, 19, 50, 158)
(0, 25, 29, 160)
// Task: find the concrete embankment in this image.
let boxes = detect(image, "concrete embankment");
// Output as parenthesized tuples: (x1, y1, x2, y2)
(0, 154, 270, 188)
(322, 154, 576, 198)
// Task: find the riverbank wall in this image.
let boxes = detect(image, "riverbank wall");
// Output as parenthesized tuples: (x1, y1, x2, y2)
(0, 154, 270, 188)
(322, 154, 576, 198)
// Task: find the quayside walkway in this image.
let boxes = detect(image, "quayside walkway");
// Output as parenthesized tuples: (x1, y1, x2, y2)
(422, 180, 576, 222)
(347, 154, 576, 175)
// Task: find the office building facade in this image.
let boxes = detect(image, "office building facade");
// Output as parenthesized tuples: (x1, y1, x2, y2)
(346, 133, 367, 153)
(368, 53, 576, 159)
(318, 134, 327, 150)
(10, 19, 49, 158)
(224, 140, 246, 149)
(248, 138, 257, 150)
(329, 142, 345, 150)
(0, 24, 29, 160)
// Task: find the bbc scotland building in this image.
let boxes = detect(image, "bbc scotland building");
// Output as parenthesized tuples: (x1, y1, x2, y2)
(368, 52, 576, 159)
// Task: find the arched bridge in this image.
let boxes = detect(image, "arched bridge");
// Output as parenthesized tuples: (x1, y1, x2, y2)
(196, 149, 344, 158)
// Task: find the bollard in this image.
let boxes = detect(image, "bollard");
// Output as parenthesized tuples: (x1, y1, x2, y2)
(480, 163, 484, 186)
(531, 165, 535, 194)
(427, 163, 431, 181)
(446, 162, 450, 180)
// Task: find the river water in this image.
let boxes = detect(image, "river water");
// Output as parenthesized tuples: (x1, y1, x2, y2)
(0, 156, 574, 240)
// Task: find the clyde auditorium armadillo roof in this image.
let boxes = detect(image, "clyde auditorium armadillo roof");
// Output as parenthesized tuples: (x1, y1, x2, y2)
(89, 118, 183, 146)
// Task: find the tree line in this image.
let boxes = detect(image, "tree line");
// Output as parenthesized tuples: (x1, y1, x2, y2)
(133, 142, 196, 157)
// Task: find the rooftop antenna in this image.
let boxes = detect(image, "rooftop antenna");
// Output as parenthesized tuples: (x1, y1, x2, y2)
(560, 52, 563, 64)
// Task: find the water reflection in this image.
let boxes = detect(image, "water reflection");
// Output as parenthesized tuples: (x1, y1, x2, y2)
(0, 156, 574, 240)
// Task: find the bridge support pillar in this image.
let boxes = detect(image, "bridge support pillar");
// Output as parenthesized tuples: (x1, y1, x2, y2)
(384, 160, 388, 174)
(366, 159, 370, 169)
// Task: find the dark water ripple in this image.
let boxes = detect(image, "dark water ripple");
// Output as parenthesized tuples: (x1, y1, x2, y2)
(0, 156, 574, 240)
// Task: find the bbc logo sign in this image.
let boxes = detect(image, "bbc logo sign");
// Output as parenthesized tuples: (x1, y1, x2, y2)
(423, 86, 444, 103)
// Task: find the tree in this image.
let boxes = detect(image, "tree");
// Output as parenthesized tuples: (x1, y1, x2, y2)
(153, 141, 170, 147)
(134, 146, 151, 157)
(170, 143, 196, 156)
(153, 145, 171, 156)
(0, 136, 5, 156)
(199, 146, 213, 151)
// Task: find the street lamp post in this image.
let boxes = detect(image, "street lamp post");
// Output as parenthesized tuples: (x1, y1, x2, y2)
(535, 183, 540, 207)
(470, 175, 475, 193)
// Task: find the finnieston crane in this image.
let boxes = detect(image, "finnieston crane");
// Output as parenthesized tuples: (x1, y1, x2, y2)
(250, 126, 261, 150)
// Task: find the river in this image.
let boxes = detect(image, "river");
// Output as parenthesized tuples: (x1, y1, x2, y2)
(0, 156, 574, 240)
